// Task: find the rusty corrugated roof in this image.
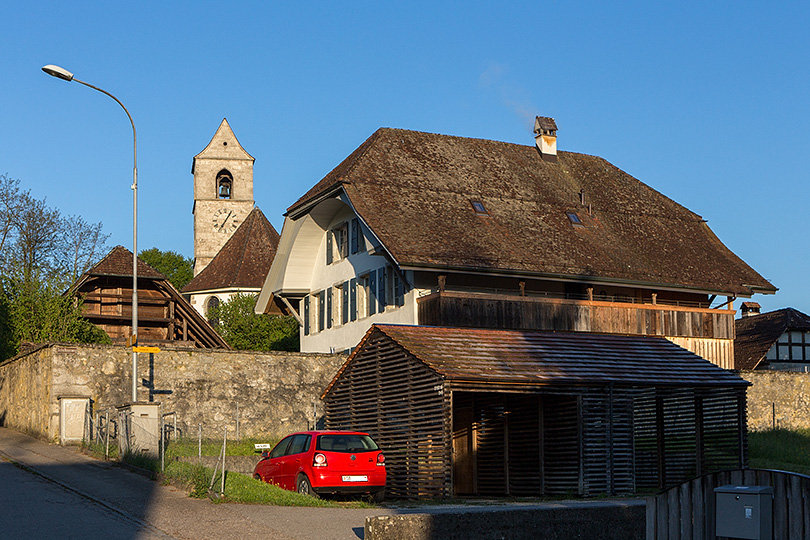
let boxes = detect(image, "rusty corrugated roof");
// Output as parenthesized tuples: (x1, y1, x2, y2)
(288, 128, 775, 296)
(183, 207, 280, 293)
(734, 308, 810, 370)
(365, 324, 749, 388)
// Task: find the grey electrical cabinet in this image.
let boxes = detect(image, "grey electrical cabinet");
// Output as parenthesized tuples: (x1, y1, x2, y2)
(714, 485, 773, 540)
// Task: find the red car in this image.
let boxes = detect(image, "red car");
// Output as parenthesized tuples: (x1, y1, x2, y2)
(253, 431, 386, 501)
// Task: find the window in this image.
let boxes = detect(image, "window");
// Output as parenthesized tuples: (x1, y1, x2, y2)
(771, 331, 810, 363)
(471, 200, 488, 215)
(357, 274, 369, 318)
(206, 296, 220, 326)
(326, 223, 348, 264)
(386, 265, 405, 307)
(216, 170, 233, 199)
(287, 434, 312, 455)
(566, 211, 583, 226)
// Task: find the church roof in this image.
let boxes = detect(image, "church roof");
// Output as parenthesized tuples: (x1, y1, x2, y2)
(183, 207, 280, 293)
(288, 127, 775, 297)
(192, 118, 254, 173)
(734, 308, 810, 370)
(88, 245, 165, 279)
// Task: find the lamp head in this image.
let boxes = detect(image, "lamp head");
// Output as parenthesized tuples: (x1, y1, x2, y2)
(41, 65, 74, 82)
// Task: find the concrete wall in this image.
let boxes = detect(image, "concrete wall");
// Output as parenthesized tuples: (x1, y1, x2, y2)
(744, 370, 810, 430)
(0, 343, 346, 442)
(365, 502, 645, 540)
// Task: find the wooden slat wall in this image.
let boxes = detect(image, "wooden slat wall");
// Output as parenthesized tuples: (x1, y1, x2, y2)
(543, 394, 581, 495)
(633, 388, 747, 493)
(647, 469, 810, 540)
(666, 337, 733, 369)
(324, 332, 451, 499)
(581, 389, 636, 496)
(418, 293, 735, 340)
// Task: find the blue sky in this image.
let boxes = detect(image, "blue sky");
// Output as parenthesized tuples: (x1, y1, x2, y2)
(3, 2, 808, 315)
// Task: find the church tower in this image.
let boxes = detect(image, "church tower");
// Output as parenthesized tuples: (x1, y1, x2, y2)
(192, 119, 255, 275)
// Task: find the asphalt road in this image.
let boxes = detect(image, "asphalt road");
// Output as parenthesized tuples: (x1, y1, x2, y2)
(0, 426, 391, 540)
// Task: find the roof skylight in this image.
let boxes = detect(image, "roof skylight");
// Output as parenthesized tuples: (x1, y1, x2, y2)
(471, 201, 488, 215)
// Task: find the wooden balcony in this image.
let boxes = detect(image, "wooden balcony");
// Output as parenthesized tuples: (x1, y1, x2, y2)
(417, 290, 736, 368)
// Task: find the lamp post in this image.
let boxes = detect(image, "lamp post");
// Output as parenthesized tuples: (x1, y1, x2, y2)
(42, 65, 139, 403)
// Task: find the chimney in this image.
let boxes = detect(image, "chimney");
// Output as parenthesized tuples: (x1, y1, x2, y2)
(741, 302, 761, 317)
(534, 116, 558, 162)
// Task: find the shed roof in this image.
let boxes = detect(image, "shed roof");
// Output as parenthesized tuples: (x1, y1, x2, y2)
(326, 324, 749, 395)
(183, 207, 280, 293)
(289, 128, 774, 296)
(89, 245, 165, 279)
(734, 308, 810, 370)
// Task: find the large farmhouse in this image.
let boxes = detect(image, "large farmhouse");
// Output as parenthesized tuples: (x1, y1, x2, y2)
(255, 119, 776, 498)
(257, 118, 775, 365)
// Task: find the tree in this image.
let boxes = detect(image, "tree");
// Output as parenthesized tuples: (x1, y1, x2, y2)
(0, 174, 111, 359)
(209, 293, 299, 351)
(139, 248, 193, 290)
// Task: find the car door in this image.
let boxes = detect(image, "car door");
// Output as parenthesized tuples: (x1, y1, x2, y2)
(279, 434, 311, 490)
(258, 435, 293, 486)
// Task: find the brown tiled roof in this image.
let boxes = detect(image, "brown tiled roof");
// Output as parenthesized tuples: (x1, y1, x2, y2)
(324, 324, 748, 396)
(288, 128, 775, 296)
(89, 245, 165, 279)
(183, 207, 280, 293)
(734, 308, 810, 370)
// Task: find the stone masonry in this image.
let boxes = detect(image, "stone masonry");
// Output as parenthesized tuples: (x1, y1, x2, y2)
(0, 343, 346, 443)
(743, 370, 810, 431)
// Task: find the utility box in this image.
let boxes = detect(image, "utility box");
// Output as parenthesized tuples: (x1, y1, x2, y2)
(117, 403, 161, 457)
(59, 396, 91, 445)
(714, 485, 773, 540)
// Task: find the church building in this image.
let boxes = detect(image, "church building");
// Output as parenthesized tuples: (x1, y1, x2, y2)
(184, 119, 280, 319)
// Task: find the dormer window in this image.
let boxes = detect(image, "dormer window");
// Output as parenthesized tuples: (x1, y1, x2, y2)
(217, 170, 233, 199)
(471, 201, 488, 215)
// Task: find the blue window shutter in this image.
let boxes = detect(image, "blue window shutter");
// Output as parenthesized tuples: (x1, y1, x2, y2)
(326, 230, 333, 265)
(318, 290, 325, 332)
(350, 278, 357, 321)
(303, 296, 310, 335)
(326, 289, 332, 329)
(342, 282, 349, 324)
(368, 269, 377, 316)
(378, 267, 387, 310)
(350, 218, 359, 254)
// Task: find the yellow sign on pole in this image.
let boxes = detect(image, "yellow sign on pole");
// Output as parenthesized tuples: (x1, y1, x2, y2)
(132, 346, 161, 353)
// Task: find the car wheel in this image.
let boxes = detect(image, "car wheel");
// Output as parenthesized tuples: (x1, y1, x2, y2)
(297, 474, 318, 498)
(253, 473, 262, 481)
(372, 488, 386, 503)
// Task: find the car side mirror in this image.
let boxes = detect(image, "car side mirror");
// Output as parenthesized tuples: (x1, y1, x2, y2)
(261, 451, 269, 458)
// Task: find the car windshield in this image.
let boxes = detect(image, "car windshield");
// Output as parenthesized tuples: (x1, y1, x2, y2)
(316, 434, 379, 452)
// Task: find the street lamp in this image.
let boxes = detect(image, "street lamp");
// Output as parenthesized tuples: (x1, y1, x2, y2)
(42, 64, 140, 403)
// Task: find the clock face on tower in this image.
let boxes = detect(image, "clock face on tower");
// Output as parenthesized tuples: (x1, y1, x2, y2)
(212, 208, 239, 233)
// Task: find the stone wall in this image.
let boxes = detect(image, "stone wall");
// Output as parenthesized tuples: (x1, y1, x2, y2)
(0, 343, 347, 442)
(743, 370, 810, 430)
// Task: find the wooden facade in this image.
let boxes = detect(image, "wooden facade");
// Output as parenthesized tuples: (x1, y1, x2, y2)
(323, 325, 749, 499)
(647, 469, 810, 539)
(74, 246, 228, 349)
(418, 291, 736, 368)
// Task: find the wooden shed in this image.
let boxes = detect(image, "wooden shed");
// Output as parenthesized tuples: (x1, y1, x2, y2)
(322, 324, 750, 499)
(73, 246, 229, 349)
